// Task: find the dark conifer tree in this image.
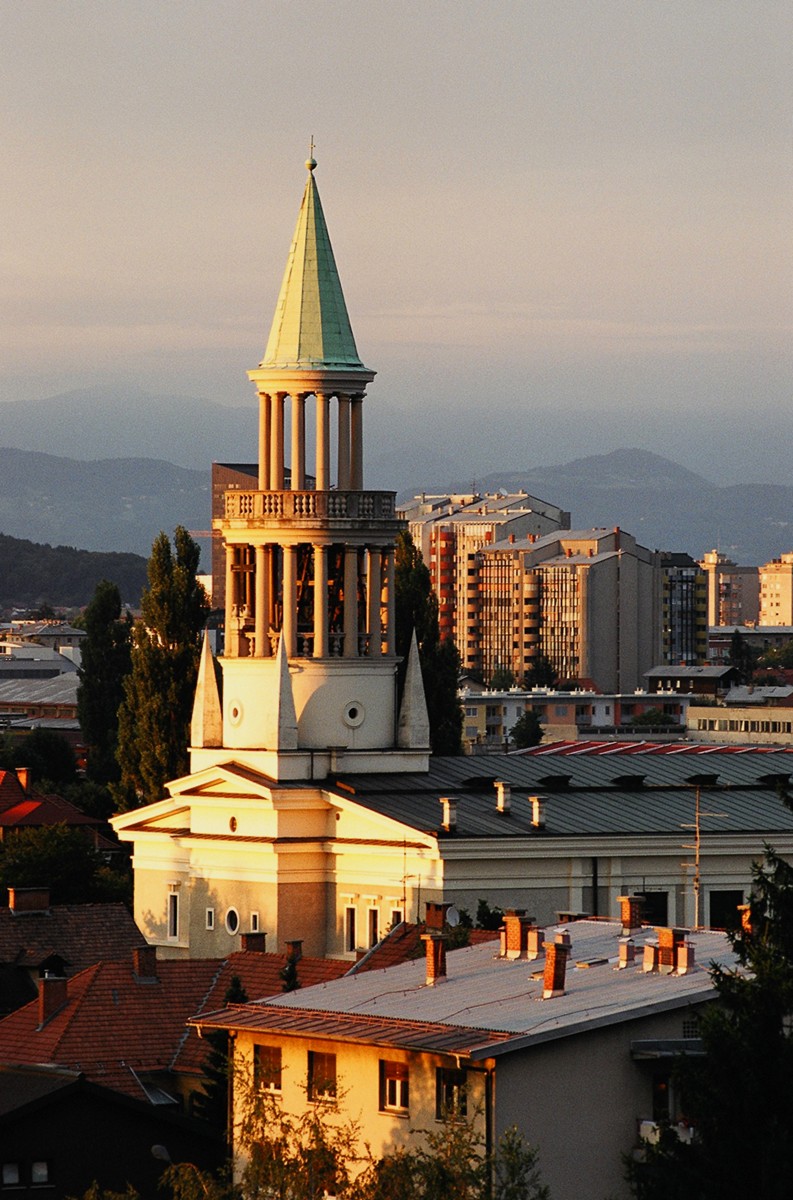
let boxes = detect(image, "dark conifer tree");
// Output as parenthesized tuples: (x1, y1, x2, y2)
(114, 527, 209, 810)
(77, 579, 132, 784)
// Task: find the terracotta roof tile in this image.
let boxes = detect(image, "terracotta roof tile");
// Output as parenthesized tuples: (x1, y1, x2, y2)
(0, 902, 146, 976)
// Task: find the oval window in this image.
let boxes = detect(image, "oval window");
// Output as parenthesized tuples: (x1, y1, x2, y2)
(225, 908, 240, 935)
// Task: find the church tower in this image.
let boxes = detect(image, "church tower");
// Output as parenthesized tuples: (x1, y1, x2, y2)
(192, 156, 429, 780)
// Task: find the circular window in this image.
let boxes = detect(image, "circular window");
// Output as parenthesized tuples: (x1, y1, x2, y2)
(225, 908, 240, 935)
(343, 700, 365, 729)
(229, 817, 237, 833)
(229, 701, 243, 727)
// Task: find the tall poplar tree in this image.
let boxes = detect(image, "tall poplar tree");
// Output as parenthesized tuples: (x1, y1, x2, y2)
(77, 579, 132, 784)
(114, 527, 209, 810)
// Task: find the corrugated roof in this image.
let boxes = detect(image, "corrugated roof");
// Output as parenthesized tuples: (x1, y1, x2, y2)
(195, 922, 734, 1059)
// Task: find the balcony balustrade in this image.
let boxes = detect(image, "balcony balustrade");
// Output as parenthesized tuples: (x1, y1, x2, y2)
(224, 489, 397, 524)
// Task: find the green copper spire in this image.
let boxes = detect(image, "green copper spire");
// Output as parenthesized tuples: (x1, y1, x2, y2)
(260, 158, 367, 372)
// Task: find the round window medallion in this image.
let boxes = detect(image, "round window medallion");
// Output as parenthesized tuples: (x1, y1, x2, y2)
(343, 700, 365, 728)
(225, 908, 240, 935)
(229, 701, 243, 727)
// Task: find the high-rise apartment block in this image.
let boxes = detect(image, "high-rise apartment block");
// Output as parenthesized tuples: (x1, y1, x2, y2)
(477, 527, 662, 692)
(658, 552, 708, 665)
(759, 553, 793, 626)
(699, 550, 759, 627)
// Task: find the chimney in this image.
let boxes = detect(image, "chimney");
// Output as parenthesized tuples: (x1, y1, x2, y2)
(509, 533, 515, 544)
(133, 944, 158, 980)
(617, 894, 644, 936)
(737, 903, 752, 935)
(501, 911, 538, 959)
(285, 939, 303, 963)
(8, 886, 50, 914)
(494, 780, 511, 814)
(422, 932, 447, 986)
(676, 940, 696, 975)
(617, 937, 635, 969)
(15, 767, 30, 795)
(526, 924, 545, 960)
(530, 796, 546, 830)
(241, 931, 267, 953)
(38, 973, 68, 1028)
(439, 797, 457, 833)
(642, 941, 659, 973)
(656, 928, 687, 975)
(542, 933, 571, 999)
(425, 902, 451, 930)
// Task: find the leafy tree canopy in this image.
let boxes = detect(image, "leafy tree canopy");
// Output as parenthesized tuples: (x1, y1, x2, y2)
(629, 707, 678, 729)
(510, 709, 544, 750)
(0, 728, 78, 787)
(77, 579, 132, 784)
(0, 823, 131, 905)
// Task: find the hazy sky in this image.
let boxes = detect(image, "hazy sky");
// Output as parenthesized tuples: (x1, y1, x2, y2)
(2, 2, 791, 481)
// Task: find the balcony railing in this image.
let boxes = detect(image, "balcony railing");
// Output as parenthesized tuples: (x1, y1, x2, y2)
(223, 489, 397, 522)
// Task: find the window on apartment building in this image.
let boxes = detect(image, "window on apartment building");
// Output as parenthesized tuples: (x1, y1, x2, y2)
(345, 907, 357, 953)
(205, 908, 215, 931)
(31, 1163, 49, 1186)
(390, 908, 403, 928)
(254, 1044, 282, 1092)
(380, 1060, 409, 1112)
(308, 1051, 337, 1101)
(225, 908, 240, 935)
(436, 1067, 467, 1119)
(167, 891, 179, 940)
(2, 1164, 20, 1186)
(368, 908, 379, 947)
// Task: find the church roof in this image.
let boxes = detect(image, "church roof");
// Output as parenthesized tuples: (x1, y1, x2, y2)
(260, 158, 368, 373)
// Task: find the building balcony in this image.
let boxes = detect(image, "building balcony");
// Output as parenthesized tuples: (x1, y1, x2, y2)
(219, 489, 400, 532)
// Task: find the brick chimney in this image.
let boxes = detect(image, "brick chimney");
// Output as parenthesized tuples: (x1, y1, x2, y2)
(133, 944, 158, 980)
(530, 796, 546, 830)
(38, 973, 68, 1028)
(8, 887, 50, 914)
(501, 910, 539, 960)
(425, 902, 451, 930)
(422, 932, 447, 986)
(542, 932, 571, 999)
(439, 797, 457, 833)
(285, 939, 303, 963)
(657, 928, 687, 975)
(241, 931, 267, 953)
(494, 781, 511, 814)
(15, 767, 30, 796)
(617, 894, 644, 936)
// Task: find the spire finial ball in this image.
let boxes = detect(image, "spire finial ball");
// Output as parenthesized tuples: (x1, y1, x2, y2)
(306, 156, 317, 172)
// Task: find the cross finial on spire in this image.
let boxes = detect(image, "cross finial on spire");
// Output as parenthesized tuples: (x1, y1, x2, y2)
(306, 136, 317, 172)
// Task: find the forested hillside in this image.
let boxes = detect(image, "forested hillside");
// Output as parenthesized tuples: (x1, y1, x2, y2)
(0, 533, 147, 609)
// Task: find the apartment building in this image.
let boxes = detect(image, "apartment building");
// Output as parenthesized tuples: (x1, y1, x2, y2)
(658, 552, 708, 665)
(759, 553, 793, 626)
(699, 550, 759, 627)
(477, 528, 662, 692)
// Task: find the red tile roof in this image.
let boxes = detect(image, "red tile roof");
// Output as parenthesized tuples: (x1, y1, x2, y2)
(348, 922, 499, 975)
(0, 948, 352, 1101)
(0, 902, 146, 976)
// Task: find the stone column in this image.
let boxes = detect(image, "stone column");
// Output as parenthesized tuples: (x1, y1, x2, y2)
(291, 393, 305, 490)
(350, 396, 363, 489)
(258, 393, 271, 490)
(255, 544, 271, 657)
(270, 393, 285, 490)
(367, 547, 382, 656)
(224, 543, 236, 657)
(282, 545, 297, 658)
(343, 545, 358, 658)
(315, 393, 330, 491)
(337, 393, 351, 490)
(313, 543, 328, 659)
(384, 548, 396, 656)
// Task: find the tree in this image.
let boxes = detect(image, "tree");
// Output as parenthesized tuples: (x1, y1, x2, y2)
(490, 664, 515, 690)
(114, 528, 209, 810)
(394, 531, 463, 756)
(77, 580, 132, 784)
(629, 707, 677, 729)
(523, 655, 556, 689)
(626, 845, 793, 1200)
(0, 823, 131, 905)
(727, 629, 757, 684)
(475, 898, 505, 930)
(510, 709, 543, 750)
(0, 728, 78, 787)
(194, 975, 249, 1134)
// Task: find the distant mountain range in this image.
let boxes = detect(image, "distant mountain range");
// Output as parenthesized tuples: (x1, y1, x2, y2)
(0, 384, 790, 566)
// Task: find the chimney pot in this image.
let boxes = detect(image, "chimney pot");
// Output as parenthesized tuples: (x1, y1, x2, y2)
(542, 939, 570, 998)
(425, 902, 451, 930)
(439, 797, 457, 833)
(421, 932, 447, 985)
(241, 931, 267, 953)
(642, 942, 659, 973)
(8, 886, 50, 914)
(285, 939, 303, 962)
(618, 937, 636, 969)
(494, 781, 511, 814)
(133, 944, 158, 979)
(38, 974, 68, 1027)
(656, 927, 687, 974)
(502, 911, 538, 959)
(530, 795, 546, 830)
(617, 894, 644, 936)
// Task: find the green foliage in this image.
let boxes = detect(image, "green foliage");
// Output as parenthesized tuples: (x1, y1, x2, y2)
(489, 665, 515, 690)
(475, 898, 505, 930)
(629, 708, 677, 729)
(77, 580, 132, 784)
(0, 727, 78, 787)
(510, 709, 543, 750)
(394, 531, 463, 756)
(523, 655, 557, 688)
(727, 630, 758, 684)
(758, 638, 793, 670)
(626, 845, 793, 1200)
(0, 823, 131, 905)
(194, 976, 249, 1134)
(114, 528, 209, 810)
(0, 531, 147, 608)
